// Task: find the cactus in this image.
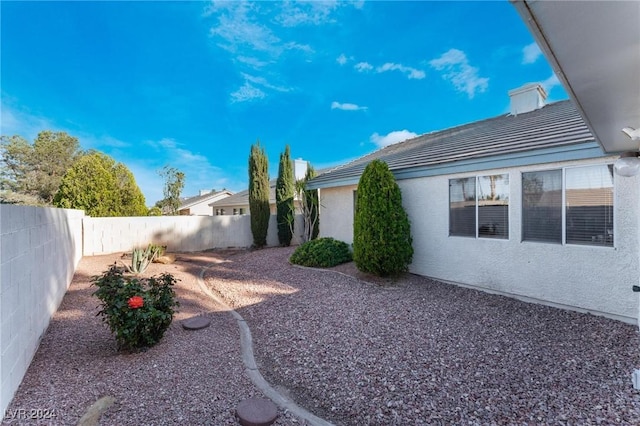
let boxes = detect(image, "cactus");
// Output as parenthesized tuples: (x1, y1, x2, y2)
(122, 244, 163, 274)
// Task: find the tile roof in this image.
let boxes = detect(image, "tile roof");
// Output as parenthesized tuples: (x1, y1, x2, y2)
(308, 100, 596, 188)
(179, 190, 232, 210)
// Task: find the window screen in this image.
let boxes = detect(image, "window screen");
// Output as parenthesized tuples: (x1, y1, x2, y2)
(478, 174, 509, 239)
(449, 177, 476, 237)
(565, 165, 614, 246)
(522, 170, 562, 243)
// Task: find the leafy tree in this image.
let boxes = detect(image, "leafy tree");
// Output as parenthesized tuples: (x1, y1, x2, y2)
(0, 131, 82, 205)
(276, 145, 295, 246)
(53, 151, 147, 217)
(157, 166, 185, 215)
(248, 140, 270, 248)
(353, 160, 413, 277)
(295, 163, 319, 242)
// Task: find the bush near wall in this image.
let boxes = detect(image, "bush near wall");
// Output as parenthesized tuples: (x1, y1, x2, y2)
(289, 237, 352, 267)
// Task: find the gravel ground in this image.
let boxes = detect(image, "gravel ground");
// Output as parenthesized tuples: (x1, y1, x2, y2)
(4, 247, 640, 425)
(204, 247, 640, 425)
(2, 251, 301, 426)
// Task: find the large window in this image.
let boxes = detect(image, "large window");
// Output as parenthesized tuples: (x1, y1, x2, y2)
(449, 174, 509, 239)
(522, 164, 613, 247)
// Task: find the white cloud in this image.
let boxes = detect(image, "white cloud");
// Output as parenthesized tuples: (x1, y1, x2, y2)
(331, 101, 367, 111)
(230, 82, 266, 103)
(0, 101, 55, 140)
(276, 1, 340, 27)
(522, 42, 542, 65)
(376, 62, 425, 79)
(541, 73, 561, 93)
(354, 61, 373, 72)
(429, 48, 489, 99)
(337, 53, 349, 65)
(370, 130, 418, 148)
(241, 73, 291, 93)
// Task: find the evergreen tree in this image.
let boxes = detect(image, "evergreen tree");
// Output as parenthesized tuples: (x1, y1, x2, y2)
(353, 160, 413, 277)
(248, 141, 270, 248)
(276, 145, 295, 246)
(53, 151, 147, 217)
(0, 131, 83, 205)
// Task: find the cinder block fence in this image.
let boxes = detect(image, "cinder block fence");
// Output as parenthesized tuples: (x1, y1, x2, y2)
(0, 204, 303, 414)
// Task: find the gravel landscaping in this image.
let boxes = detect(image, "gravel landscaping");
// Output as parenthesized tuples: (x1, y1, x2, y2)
(3, 246, 640, 425)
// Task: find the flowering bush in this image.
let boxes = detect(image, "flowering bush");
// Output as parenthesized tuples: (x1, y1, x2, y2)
(92, 264, 180, 350)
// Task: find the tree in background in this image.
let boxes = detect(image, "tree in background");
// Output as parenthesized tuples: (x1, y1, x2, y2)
(353, 160, 413, 277)
(276, 145, 295, 246)
(157, 166, 185, 215)
(295, 163, 319, 242)
(54, 151, 147, 217)
(0, 131, 83, 205)
(248, 141, 270, 248)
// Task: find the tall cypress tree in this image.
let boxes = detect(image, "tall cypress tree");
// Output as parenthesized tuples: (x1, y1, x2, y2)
(303, 164, 319, 240)
(276, 145, 295, 246)
(248, 141, 270, 248)
(353, 159, 413, 276)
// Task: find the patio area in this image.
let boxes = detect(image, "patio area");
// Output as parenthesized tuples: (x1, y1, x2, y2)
(3, 246, 640, 425)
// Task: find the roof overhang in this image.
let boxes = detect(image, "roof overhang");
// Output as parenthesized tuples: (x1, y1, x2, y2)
(511, 0, 640, 153)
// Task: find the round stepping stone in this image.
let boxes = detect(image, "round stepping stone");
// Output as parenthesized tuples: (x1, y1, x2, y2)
(236, 398, 278, 426)
(181, 316, 211, 330)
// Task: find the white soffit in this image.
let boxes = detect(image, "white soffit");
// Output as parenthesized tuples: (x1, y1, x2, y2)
(511, 0, 640, 153)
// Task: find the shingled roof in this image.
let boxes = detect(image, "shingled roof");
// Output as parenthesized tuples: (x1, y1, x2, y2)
(307, 100, 599, 189)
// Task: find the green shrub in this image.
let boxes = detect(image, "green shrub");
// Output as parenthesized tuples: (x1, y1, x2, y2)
(92, 265, 180, 350)
(353, 160, 413, 277)
(289, 237, 352, 267)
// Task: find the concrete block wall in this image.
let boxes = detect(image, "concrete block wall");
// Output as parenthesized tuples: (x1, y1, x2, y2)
(82, 214, 304, 256)
(0, 205, 84, 415)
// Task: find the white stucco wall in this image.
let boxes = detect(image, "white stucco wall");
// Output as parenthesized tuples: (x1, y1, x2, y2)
(83, 214, 304, 255)
(0, 205, 84, 415)
(318, 185, 357, 244)
(319, 158, 639, 323)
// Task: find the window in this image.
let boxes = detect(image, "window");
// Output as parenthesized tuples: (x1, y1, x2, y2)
(233, 208, 238, 215)
(449, 174, 509, 239)
(239, 208, 244, 215)
(522, 164, 613, 247)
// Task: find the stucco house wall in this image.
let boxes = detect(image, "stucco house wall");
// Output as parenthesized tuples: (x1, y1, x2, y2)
(318, 157, 639, 323)
(318, 185, 357, 244)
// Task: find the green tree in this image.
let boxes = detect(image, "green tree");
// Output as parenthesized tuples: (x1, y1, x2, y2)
(248, 140, 270, 248)
(0, 131, 83, 205)
(276, 145, 295, 246)
(295, 163, 319, 242)
(353, 160, 413, 277)
(53, 151, 147, 217)
(157, 166, 185, 215)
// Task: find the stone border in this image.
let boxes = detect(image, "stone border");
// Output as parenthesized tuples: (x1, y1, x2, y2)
(196, 266, 334, 426)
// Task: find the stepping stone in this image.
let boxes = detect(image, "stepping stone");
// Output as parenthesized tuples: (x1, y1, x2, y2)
(236, 398, 278, 426)
(181, 316, 211, 330)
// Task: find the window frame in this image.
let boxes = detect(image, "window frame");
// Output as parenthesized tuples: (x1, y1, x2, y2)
(521, 163, 615, 247)
(448, 173, 510, 240)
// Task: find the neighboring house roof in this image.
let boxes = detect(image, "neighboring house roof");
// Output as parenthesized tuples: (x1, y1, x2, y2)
(307, 100, 602, 189)
(209, 179, 278, 208)
(179, 190, 233, 210)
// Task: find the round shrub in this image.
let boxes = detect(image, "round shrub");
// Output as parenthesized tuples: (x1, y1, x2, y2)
(92, 264, 180, 350)
(289, 237, 352, 267)
(353, 159, 413, 277)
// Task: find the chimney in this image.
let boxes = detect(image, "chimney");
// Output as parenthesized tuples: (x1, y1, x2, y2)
(508, 83, 547, 115)
(293, 158, 308, 181)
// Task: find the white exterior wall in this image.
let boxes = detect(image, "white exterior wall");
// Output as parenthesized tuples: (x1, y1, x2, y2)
(318, 185, 357, 244)
(0, 206, 84, 414)
(83, 214, 304, 255)
(320, 158, 639, 323)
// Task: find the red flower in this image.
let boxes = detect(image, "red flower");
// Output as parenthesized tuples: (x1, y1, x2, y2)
(128, 296, 144, 309)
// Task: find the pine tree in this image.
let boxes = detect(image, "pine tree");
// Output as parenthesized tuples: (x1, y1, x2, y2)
(248, 141, 270, 248)
(353, 160, 413, 276)
(276, 145, 295, 246)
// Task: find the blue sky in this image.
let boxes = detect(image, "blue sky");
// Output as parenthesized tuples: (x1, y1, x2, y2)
(1, 0, 565, 206)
